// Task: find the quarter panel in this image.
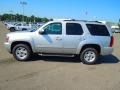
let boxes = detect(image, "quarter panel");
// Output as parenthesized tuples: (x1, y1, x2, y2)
(76, 37, 103, 54)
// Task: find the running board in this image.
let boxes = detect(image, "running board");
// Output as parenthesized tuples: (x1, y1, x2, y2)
(38, 54, 75, 57)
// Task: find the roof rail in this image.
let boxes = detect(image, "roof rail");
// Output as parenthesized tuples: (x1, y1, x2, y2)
(53, 19, 87, 22)
(53, 19, 102, 23)
(53, 19, 73, 21)
(64, 20, 102, 23)
(87, 21, 102, 23)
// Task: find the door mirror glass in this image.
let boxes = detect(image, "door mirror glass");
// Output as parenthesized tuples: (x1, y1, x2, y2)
(39, 29, 44, 34)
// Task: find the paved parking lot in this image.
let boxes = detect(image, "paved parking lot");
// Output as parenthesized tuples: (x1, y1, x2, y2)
(0, 22, 120, 90)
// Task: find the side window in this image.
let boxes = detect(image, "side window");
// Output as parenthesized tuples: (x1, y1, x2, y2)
(86, 24, 110, 36)
(16, 24, 22, 26)
(66, 23, 83, 35)
(23, 23, 27, 26)
(43, 23, 62, 35)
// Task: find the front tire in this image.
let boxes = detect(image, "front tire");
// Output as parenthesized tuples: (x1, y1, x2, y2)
(80, 48, 98, 65)
(10, 27, 15, 32)
(12, 44, 32, 61)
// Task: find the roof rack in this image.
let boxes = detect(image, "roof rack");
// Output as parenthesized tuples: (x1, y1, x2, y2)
(65, 20, 102, 23)
(87, 21, 102, 23)
(53, 19, 73, 21)
(53, 19, 102, 23)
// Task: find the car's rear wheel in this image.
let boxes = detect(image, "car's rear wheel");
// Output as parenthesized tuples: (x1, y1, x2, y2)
(80, 48, 98, 65)
(22, 28, 27, 31)
(10, 27, 15, 32)
(12, 44, 32, 61)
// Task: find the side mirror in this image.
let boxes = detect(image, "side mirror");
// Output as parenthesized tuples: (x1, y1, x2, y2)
(39, 29, 44, 34)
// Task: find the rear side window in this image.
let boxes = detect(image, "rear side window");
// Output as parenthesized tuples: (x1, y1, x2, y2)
(16, 24, 22, 26)
(86, 24, 110, 36)
(66, 23, 83, 35)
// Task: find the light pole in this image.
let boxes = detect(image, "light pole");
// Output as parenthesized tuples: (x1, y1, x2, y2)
(20, 1, 27, 22)
(9, 10, 13, 21)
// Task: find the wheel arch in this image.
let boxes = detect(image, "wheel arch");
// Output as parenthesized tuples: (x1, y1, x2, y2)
(11, 41, 33, 53)
(9, 27, 15, 30)
(80, 44, 101, 55)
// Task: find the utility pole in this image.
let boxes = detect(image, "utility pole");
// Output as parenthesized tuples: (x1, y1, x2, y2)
(20, 1, 27, 22)
(9, 10, 13, 21)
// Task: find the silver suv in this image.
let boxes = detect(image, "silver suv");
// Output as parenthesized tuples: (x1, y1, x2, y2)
(4, 19, 114, 64)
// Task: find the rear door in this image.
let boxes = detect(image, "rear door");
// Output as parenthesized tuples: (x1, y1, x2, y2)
(63, 22, 84, 54)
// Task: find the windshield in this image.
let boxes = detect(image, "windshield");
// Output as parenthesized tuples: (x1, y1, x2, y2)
(30, 23, 45, 32)
(29, 28, 38, 32)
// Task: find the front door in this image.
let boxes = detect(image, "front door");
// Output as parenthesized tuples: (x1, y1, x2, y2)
(34, 22, 63, 54)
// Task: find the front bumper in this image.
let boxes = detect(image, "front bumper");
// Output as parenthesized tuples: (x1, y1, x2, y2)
(4, 42, 11, 53)
(101, 47, 113, 55)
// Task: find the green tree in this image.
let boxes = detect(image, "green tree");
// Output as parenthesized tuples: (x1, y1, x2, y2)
(31, 15, 35, 22)
(41, 17, 49, 22)
(35, 17, 42, 22)
(0, 13, 49, 22)
(118, 19, 120, 29)
(1, 14, 10, 21)
(0, 15, 1, 21)
(16, 14, 23, 21)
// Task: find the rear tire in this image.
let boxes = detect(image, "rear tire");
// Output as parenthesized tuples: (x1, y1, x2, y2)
(80, 48, 98, 65)
(10, 27, 15, 32)
(12, 44, 32, 61)
(22, 28, 27, 31)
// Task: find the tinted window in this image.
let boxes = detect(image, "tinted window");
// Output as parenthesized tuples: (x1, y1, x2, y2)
(23, 23, 28, 26)
(66, 23, 83, 35)
(16, 24, 22, 26)
(86, 24, 110, 36)
(43, 23, 62, 35)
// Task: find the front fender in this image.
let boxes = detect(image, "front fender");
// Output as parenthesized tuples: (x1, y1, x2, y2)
(10, 36, 36, 53)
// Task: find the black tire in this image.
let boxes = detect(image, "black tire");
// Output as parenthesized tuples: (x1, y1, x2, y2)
(80, 48, 98, 65)
(22, 28, 27, 31)
(12, 44, 32, 61)
(10, 27, 15, 32)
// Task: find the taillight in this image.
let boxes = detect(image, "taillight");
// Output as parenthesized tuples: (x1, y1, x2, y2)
(110, 36, 114, 47)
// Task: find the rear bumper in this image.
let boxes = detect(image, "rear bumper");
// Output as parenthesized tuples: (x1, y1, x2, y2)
(101, 47, 113, 55)
(4, 42, 11, 53)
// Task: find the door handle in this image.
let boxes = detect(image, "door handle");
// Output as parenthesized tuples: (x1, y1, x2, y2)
(56, 37, 62, 40)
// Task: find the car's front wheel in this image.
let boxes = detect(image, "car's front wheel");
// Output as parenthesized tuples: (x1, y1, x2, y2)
(80, 48, 98, 65)
(12, 44, 32, 61)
